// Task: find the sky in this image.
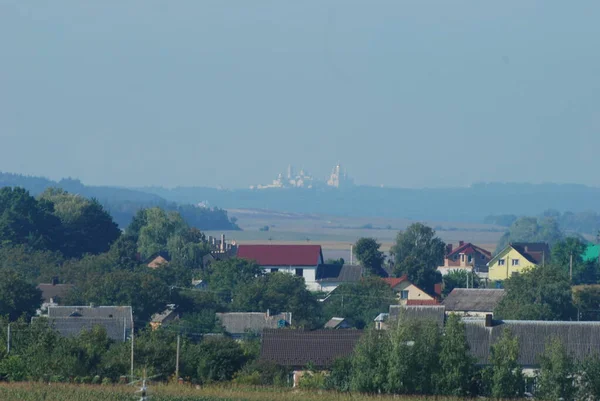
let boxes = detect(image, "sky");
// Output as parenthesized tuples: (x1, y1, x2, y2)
(1, 1, 599, 189)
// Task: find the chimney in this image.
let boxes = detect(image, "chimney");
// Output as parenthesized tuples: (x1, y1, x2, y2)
(51, 276, 59, 286)
(221, 234, 226, 252)
(446, 244, 453, 255)
(266, 309, 270, 318)
(459, 240, 465, 247)
(485, 314, 493, 327)
(434, 283, 442, 298)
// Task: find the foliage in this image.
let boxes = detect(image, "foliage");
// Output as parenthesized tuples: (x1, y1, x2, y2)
(552, 237, 597, 284)
(205, 258, 263, 304)
(573, 285, 600, 321)
(233, 360, 289, 386)
(494, 264, 575, 321)
(390, 223, 444, 294)
(536, 337, 576, 401)
(353, 238, 385, 276)
(195, 337, 247, 384)
(436, 314, 475, 396)
(325, 357, 353, 392)
(442, 270, 480, 297)
(496, 216, 563, 252)
(0, 270, 42, 320)
(579, 354, 600, 401)
(490, 328, 524, 399)
(323, 277, 395, 329)
(233, 272, 322, 329)
(350, 328, 388, 393)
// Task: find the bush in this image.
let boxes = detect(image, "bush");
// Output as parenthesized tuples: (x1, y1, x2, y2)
(101, 377, 112, 386)
(233, 360, 289, 386)
(298, 371, 327, 390)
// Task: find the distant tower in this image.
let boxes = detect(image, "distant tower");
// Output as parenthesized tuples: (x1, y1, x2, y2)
(287, 165, 294, 180)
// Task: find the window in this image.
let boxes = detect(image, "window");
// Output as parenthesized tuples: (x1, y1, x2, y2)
(498, 259, 505, 266)
(271, 268, 279, 273)
(461, 254, 465, 262)
(468, 255, 472, 263)
(481, 254, 486, 260)
(400, 290, 409, 300)
(511, 259, 520, 266)
(295, 268, 303, 277)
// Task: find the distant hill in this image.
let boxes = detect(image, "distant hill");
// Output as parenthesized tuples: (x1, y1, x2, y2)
(142, 182, 600, 224)
(0, 173, 239, 231)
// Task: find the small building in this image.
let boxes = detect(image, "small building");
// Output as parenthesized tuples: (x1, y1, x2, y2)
(488, 243, 550, 281)
(324, 317, 352, 329)
(237, 245, 324, 291)
(40, 305, 133, 342)
(260, 329, 363, 386)
(36, 277, 73, 313)
(216, 311, 291, 339)
(150, 304, 179, 330)
(382, 275, 436, 304)
(438, 241, 492, 277)
(145, 251, 171, 269)
(442, 288, 505, 317)
(315, 264, 362, 292)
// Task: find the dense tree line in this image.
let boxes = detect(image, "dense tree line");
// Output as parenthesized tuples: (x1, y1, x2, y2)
(486, 209, 600, 236)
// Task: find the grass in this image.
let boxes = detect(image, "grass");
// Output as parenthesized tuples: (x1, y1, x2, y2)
(0, 382, 515, 401)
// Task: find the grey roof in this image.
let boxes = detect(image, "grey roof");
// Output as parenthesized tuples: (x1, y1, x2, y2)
(34, 317, 130, 342)
(316, 264, 362, 283)
(324, 317, 350, 329)
(151, 305, 178, 324)
(37, 284, 73, 303)
(465, 319, 600, 367)
(261, 329, 363, 368)
(48, 306, 133, 325)
(443, 289, 506, 313)
(216, 312, 291, 335)
(389, 305, 446, 327)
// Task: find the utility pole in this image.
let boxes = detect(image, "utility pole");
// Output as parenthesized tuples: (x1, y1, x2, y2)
(6, 324, 10, 354)
(130, 330, 134, 380)
(570, 253, 573, 281)
(175, 334, 180, 381)
(350, 245, 353, 265)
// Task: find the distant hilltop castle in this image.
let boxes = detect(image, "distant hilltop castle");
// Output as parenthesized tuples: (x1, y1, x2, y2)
(250, 163, 354, 190)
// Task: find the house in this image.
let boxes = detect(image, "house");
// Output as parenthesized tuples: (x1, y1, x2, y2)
(488, 243, 550, 281)
(36, 277, 73, 313)
(40, 305, 133, 342)
(442, 288, 505, 317)
(237, 245, 325, 291)
(216, 311, 292, 339)
(438, 241, 492, 277)
(145, 251, 171, 269)
(464, 316, 600, 375)
(150, 304, 179, 330)
(315, 264, 362, 292)
(260, 329, 363, 386)
(324, 317, 352, 329)
(382, 276, 437, 304)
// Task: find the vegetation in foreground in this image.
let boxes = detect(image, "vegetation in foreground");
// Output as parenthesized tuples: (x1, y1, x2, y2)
(0, 382, 525, 401)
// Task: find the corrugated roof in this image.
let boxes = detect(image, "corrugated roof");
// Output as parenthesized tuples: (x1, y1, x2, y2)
(465, 319, 600, 367)
(260, 329, 363, 368)
(48, 305, 133, 323)
(216, 312, 291, 335)
(34, 317, 129, 342)
(237, 245, 323, 266)
(443, 289, 505, 312)
(316, 264, 362, 283)
(388, 305, 446, 326)
(406, 299, 440, 306)
(37, 284, 73, 303)
(324, 317, 350, 329)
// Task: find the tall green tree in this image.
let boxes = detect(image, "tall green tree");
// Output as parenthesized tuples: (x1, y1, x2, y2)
(490, 328, 524, 399)
(496, 216, 563, 253)
(353, 238, 385, 276)
(323, 277, 395, 329)
(579, 354, 600, 401)
(167, 228, 210, 270)
(130, 208, 188, 259)
(207, 258, 263, 304)
(494, 264, 575, 321)
(552, 237, 597, 284)
(350, 328, 389, 393)
(232, 272, 322, 329)
(442, 270, 480, 297)
(537, 337, 576, 401)
(390, 223, 444, 294)
(0, 270, 42, 321)
(436, 314, 475, 396)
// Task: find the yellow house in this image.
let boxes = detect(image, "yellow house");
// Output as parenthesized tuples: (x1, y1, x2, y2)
(382, 276, 439, 305)
(488, 243, 550, 281)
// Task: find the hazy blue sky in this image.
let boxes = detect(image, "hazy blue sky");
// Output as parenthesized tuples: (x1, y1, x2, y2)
(1, 1, 599, 188)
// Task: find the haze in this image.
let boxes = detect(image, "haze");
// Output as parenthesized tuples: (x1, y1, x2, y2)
(1, 1, 599, 189)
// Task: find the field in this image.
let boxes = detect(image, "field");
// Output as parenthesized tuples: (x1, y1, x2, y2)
(205, 209, 504, 260)
(0, 382, 515, 401)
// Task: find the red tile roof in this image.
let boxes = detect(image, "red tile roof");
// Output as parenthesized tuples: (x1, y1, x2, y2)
(382, 275, 409, 288)
(237, 245, 323, 266)
(406, 299, 440, 306)
(447, 243, 492, 258)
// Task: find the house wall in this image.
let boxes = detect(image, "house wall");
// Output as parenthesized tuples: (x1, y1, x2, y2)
(261, 266, 319, 291)
(317, 282, 340, 293)
(394, 282, 435, 304)
(488, 248, 537, 281)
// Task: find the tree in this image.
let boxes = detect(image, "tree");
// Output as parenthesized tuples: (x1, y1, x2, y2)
(496, 216, 563, 253)
(40, 188, 120, 258)
(573, 285, 600, 321)
(490, 328, 524, 399)
(494, 264, 575, 321)
(442, 270, 480, 297)
(166, 228, 210, 270)
(323, 277, 395, 329)
(537, 337, 576, 401)
(390, 223, 444, 294)
(579, 354, 600, 400)
(436, 314, 475, 396)
(131, 208, 188, 259)
(206, 258, 263, 304)
(353, 238, 385, 276)
(0, 270, 42, 320)
(195, 337, 246, 383)
(552, 237, 596, 284)
(106, 235, 139, 270)
(232, 272, 322, 328)
(350, 328, 389, 393)
(0, 187, 63, 252)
